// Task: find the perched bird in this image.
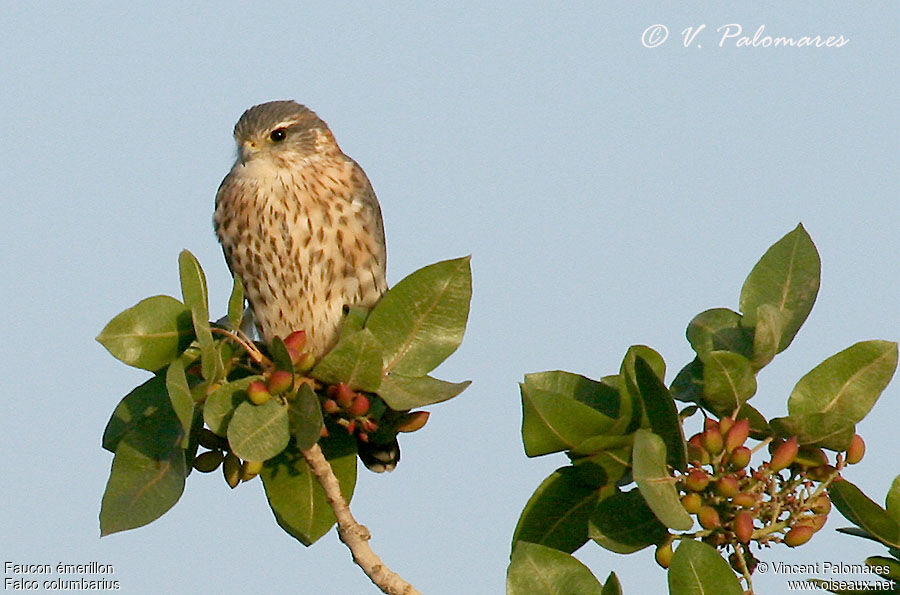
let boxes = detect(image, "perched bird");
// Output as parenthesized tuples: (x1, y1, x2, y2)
(214, 100, 398, 471)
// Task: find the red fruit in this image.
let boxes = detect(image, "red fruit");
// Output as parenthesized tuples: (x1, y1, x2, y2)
(361, 418, 378, 433)
(687, 434, 710, 464)
(725, 419, 750, 452)
(795, 514, 827, 532)
(267, 370, 293, 395)
(734, 511, 754, 543)
(683, 468, 710, 492)
(728, 446, 752, 469)
(334, 383, 356, 408)
(247, 381, 271, 405)
(715, 476, 740, 498)
(319, 426, 329, 438)
(701, 428, 724, 456)
(698, 506, 721, 530)
(807, 465, 838, 482)
(846, 434, 865, 465)
(681, 493, 703, 514)
(294, 352, 316, 373)
(704, 417, 719, 432)
(769, 436, 799, 471)
(322, 399, 340, 414)
(784, 526, 814, 547)
(357, 431, 369, 443)
(348, 394, 370, 417)
(283, 330, 307, 352)
(344, 421, 356, 434)
(286, 346, 301, 364)
(397, 411, 430, 433)
(732, 493, 757, 508)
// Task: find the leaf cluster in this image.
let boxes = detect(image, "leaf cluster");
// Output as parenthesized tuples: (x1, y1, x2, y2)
(97, 251, 472, 545)
(509, 225, 898, 594)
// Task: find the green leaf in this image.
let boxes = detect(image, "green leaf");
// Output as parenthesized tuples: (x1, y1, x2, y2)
(178, 250, 221, 381)
(885, 475, 900, 526)
(260, 433, 357, 546)
(671, 358, 703, 404)
(524, 371, 620, 420)
(570, 445, 631, 488)
(340, 306, 370, 339)
(203, 376, 262, 436)
(634, 356, 687, 471)
(102, 375, 169, 453)
(311, 329, 383, 392)
(570, 434, 633, 458)
(512, 467, 610, 554)
(520, 384, 617, 457)
(378, 374, 471, 410)
(227, 399, 291, 462)
(227, 274, 245, 330)
(506, 541, 603, 595)
(751, 304, 784, 369)
(632, 429, 692, 530)
(617, 346, 665, 433)
(366, 256, 472, 376)
(289, 384, 324, 450)
(589, 488, 669, 553)
(787, 340, 898, 423)
(100, 436, 186, 536)
(701, 351, 756, 416)
(865, 556, 900, 581)
(739, 223, 820, 353)
(601, 572, 622, 595)
(830, 479, 900, 548)
(96, 295, 194, 371)
(686, 308, 753, 360)
(165, 359, 194, 447)
(769, 413, 855, 450)
(269, 336, 294, 373)
(667, 540, 743, 595)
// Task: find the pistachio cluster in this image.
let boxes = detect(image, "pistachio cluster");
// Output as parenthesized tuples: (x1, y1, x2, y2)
(655, 416, 866, 575)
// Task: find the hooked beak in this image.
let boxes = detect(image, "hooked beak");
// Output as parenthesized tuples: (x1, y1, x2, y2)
(238, 140, 258, 165)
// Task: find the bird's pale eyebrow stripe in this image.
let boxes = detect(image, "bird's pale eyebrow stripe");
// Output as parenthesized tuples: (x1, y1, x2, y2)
(271, 119, 299, 131)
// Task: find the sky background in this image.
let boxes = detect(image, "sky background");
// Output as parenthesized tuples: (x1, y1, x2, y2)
(2, 3, 897, 593)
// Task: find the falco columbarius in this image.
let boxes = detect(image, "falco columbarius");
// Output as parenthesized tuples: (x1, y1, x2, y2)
(214, 100, 397, 471)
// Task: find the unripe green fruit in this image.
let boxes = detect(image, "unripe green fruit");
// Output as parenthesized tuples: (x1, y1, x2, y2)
(784, 525, 814, 547)
(734, 511, 754, 543)
(807, 465, 838, 482)
(683, 468, 710, 492)
(795, 514, 827, 532)
(295, 352, 316, 372)
(247, 381, 271, 405)
(348, 394, 370, 417)
(241, 459, 264, 481)
(724, 419, 750, 452)
(267, 370, 293, 395)
(655, 541, 674, 568)
(769, 436, 799, 471)
(223, 453, 241, 488)
(680, 493, 703, 514)
(809, 494, 832, 515)
(697, 506, 721, 530)
(715, 476, 740, 498)
(846, 434, 865, 465)
(193, 450, 224, 473)
(732, 493, 757, 508)
(728, 446, 752, 469)
(701, 428, 724, 456)
(794, 447, 828, 469)
(718, 416, 735, 436)
(397, 411, 430, 433)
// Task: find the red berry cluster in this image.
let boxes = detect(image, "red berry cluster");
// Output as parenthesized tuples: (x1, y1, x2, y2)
(655, 416, 866, 577)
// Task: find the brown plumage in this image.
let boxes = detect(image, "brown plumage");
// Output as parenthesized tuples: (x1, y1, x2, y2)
(214, 101, 398, 472)
(214, 100, 387, 358)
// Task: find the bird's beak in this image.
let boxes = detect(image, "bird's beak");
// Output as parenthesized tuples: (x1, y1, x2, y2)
(238, 140, 258, 165)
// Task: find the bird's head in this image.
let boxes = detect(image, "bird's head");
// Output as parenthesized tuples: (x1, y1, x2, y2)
(232, 100, 340, 167)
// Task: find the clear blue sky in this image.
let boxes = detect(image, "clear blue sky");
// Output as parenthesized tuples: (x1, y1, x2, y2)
(2, 3, 897, 593)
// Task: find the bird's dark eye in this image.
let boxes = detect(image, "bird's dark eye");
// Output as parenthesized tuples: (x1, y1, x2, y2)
(270, 128, 287, 142)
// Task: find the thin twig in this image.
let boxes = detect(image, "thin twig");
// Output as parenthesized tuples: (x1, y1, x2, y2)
(301, 443, 421, 595)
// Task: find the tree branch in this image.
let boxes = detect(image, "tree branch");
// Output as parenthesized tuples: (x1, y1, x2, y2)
(301, 443, 421, 595)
